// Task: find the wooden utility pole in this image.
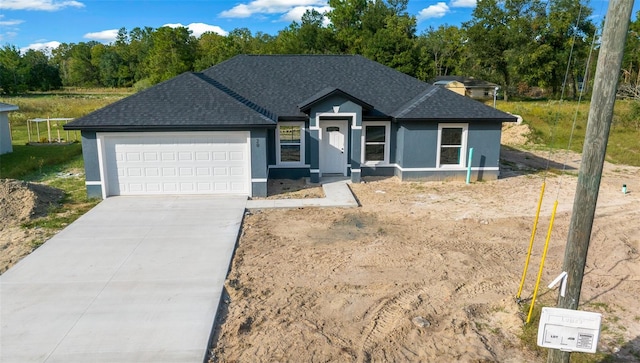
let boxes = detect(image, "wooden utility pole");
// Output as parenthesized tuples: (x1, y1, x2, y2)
(547, 0, 634, 362)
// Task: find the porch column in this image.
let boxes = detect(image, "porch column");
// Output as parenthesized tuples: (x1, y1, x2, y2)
(309, 123, 320, 183)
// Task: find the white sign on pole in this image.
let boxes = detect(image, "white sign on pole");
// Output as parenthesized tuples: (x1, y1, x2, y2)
(537, 307, 601, 353)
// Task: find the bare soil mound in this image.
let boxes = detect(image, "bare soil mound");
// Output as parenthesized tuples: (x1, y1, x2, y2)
(0, 179, 64, 273)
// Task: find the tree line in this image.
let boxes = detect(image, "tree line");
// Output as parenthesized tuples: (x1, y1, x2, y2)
(2, 0, 640, 100)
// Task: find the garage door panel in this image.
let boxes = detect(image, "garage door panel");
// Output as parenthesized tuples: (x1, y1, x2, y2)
(143, 152, 158, 161)
(103, 132, 250, 196)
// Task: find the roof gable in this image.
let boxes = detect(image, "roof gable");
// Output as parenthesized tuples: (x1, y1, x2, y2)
(298, 87, 373, 113)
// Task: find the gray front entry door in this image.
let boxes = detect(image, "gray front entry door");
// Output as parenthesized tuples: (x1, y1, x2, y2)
(320, 120, 347, 175)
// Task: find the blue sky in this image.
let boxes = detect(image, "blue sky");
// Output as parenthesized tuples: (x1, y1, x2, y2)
(0, 0, 635, 53)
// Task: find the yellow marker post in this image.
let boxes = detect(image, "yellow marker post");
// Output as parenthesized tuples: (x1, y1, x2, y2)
(516, 182, 546, 300)
(527, 200, 559, 324)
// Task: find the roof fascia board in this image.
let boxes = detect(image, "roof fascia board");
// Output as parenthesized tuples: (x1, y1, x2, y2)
(63, 124, 277, 132)
(393, 117, 518, 123)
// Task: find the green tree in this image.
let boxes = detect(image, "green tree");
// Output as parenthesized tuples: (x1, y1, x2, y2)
(327, 0, 368, 53)
(194, 31, 228, 70)
(146, 26, 197, 83)
(417, 25, 467, 80)
(20, 49, 62, 91)
(128, 26, 155, 84)
(54, 42, 100, 87)
(362, 5, 418, 76)
(0, 45, 23, 94)
(464, 0, 546, 100)
(273, 9, 337, 54)
(534, 0, 595, 97)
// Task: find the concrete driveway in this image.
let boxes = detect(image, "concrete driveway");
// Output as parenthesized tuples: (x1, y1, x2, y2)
(0, 195, 247, 363)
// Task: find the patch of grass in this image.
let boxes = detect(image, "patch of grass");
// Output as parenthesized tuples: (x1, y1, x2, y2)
(496, 100, 640, 167)
(588, 302, 614, 313)
(17, 151, 100, 241)
(0, 91, 116, 249)
(0, 143, 83, 179)
(519, 302, 546, 356)
(1, 92, 127, 145)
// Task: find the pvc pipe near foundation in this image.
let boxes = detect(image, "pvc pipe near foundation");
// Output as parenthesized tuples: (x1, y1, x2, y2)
(516, 181, 546, 300)
(526, 200, 559, 324)
(466, 148, 474, 184)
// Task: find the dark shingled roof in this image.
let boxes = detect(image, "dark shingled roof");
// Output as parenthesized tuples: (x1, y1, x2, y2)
(66, 55, 516, 131)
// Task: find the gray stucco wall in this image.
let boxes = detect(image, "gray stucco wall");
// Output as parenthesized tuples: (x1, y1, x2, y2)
(250, 129, 268, 197)
(467, 121, 502, 169)
(0, 113, 13, 155)
(395, 122, 438, 168)
(362, 120, 503, 181)
(80, 131, 103, 199)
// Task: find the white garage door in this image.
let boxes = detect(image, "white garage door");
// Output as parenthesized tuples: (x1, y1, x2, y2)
(101, 132, 251, 196)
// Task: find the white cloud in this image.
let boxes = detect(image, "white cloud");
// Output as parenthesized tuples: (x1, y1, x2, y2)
(0, 0, 84, 11)
(220, 0, 327, 18)
(84, 29, 119, 42)
(417, 2, 450, 20)
(0, 15, 22, 42)
(20, 41, 61, 54)
(0, 19, 24, 26)
(164, 22, 229, 37)
(450, 0, 477, 8)
(280, 5, 331, 23)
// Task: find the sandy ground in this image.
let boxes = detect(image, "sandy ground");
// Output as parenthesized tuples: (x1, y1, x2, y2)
(0, 179, 64, 274)
(210, 124, 640, 362)
(2, 123, 638, 361)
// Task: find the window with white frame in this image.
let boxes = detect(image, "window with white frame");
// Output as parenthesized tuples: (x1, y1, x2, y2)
(277, 123, 304, 164)
(437, 123, 468, 168)
(362, 122, 390, 164)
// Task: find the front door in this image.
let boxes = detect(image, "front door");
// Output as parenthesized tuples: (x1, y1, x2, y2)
(320, 120, 347, 175)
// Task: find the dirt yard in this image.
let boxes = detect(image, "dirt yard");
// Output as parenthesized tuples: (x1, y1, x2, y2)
(2, 123, 638, 361)
(0, 179, 64, 274)
(210, 124, 640, 362)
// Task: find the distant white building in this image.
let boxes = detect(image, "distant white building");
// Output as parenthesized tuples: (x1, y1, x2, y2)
(0, 102, 19, 155)
(432, 76, 499, 100)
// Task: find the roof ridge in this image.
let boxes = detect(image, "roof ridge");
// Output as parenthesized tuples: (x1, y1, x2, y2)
(242, 54, 355, 57)
(392, 86, 439, 118)
(192, 72, 277, 122)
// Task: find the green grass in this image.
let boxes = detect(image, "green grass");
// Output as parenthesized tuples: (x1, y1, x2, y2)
(495, 99, 640, 166)
(1, 92, 129, 145)
(0, 143, 83, 179)
(0, 91, 128, 248)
